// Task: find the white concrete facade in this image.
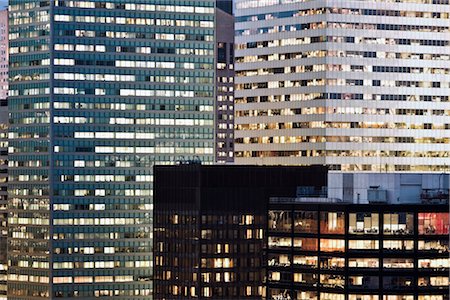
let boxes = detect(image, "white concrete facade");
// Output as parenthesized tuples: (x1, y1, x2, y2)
(234, 0, 450, 172)
(328, 172, 449, 204)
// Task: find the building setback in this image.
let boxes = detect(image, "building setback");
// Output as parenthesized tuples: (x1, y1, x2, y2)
(216, 0, 233, 15)
(215, 7, 235, 163)
(8, 1, 216, 299)
(234, 0, 450, 172)
(153, 164, 327, 299)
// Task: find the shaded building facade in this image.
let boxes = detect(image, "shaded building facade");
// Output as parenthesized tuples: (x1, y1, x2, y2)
(153, 165, 327, 299)
(215, 7, 235, 163)
(234, 0, 450, 172)
(8, 1, 216, 299)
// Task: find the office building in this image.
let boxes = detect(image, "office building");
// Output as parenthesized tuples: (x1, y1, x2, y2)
(153, 164, 327, 299)
(154, 166, 449, 300)
(267, 200, 449, 300)
(8, 1, 215, 298)
(215, 7, 235, 163)
(0, 8, 6, 300)
(234, 0, 450, 172)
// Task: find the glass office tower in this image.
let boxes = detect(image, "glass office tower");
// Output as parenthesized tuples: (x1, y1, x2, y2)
(234, 0, 450, 172)
(8, 0, 215, 299)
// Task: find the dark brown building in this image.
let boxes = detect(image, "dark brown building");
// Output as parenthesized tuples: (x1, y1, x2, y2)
(153, 165, 327, 299)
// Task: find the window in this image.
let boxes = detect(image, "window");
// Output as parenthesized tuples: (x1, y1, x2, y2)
(320, 274, 345, 288)
(383, 213, 413, 235)
(268, 253, 290, 267)
(268, 237, 291, 249)
(383, 258, 414, 269)
(268, 210, 291, 232)
(383, 276, 413, 289)
(294, 273, 317, 284)
(349, 213, 379, 234)
(293, 238, 318, 251)
(349, 240, 379, 250)
(349, 258, 379, 268)
(320, 257, 345, 270)
(418, 258, 449, 269)
(418, 240, 449, 253)
(320, 239, 344, 252)
(320, 211, 345, 234)
(294, 211, 318, 233)
(383, 240, 414, 251)
(349, 277, 379, 289)
(418, 213, 449, 235)
(293, 255, 317, 268)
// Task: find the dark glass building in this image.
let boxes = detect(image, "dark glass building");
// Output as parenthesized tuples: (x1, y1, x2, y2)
(153, 164, 327, 299)
(154, 167, 449, 300)
(267, 199, 449, 300)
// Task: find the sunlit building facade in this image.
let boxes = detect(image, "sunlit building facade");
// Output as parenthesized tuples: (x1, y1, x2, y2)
(234, 0, 450, 171)
(8, 0, 215, 299)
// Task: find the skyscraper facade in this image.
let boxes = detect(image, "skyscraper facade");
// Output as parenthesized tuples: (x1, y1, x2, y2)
(234, 0, 450, 172)
(8, 1, 215, 299)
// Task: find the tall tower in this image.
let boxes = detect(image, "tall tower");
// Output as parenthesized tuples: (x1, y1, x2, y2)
(0, 8, 7, 300)
(234, 0, 450, 172)
(8, 1, 216, 299)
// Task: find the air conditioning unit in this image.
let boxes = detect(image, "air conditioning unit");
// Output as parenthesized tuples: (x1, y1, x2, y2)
(368, 187, 387, 203)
